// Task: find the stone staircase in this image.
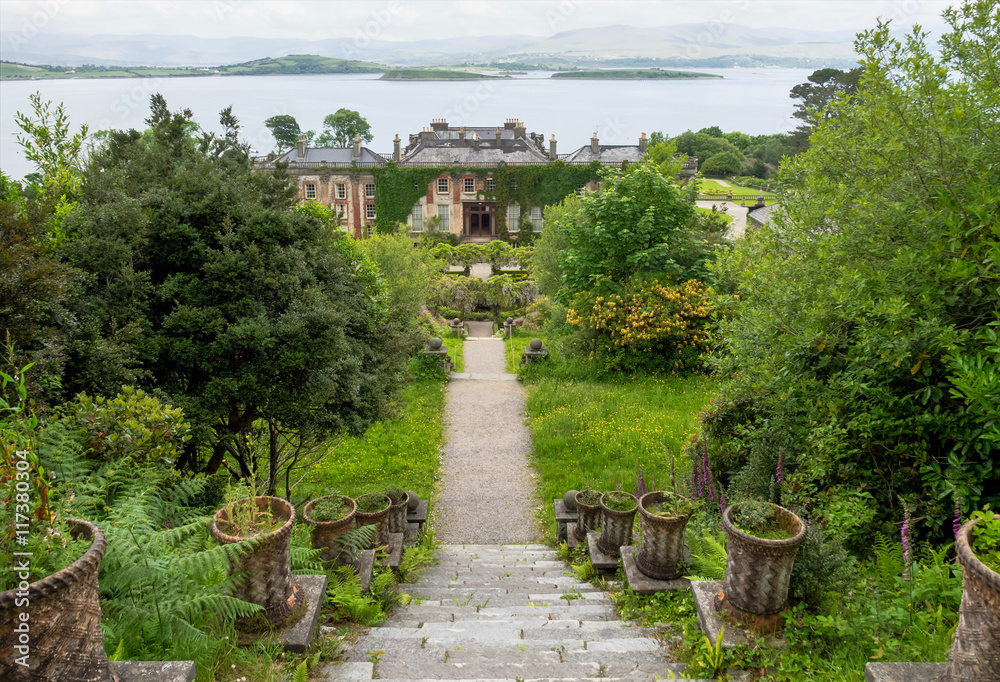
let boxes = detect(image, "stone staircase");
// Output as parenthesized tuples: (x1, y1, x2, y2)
(317, 543, 695, 681)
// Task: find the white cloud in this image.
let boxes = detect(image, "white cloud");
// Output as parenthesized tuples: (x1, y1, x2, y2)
(0, 0, 952, 40)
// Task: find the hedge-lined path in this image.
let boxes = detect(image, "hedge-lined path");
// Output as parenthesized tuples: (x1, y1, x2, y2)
(317, 339, 701, 680)
(435, 333, 536, 543)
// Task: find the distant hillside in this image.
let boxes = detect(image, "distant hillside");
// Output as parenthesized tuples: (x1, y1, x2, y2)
(379, 69, 506, 81)
(0, 23, 859, 69)
(552, 68, 721, 79)
(1, 55, 384, 80)
(214, 55, 383, 75)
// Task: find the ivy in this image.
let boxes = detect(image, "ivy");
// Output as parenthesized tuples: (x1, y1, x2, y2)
(370, 161, 604, 240)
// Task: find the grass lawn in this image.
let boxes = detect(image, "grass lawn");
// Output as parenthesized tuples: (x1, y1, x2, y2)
(501, 329, 545, 373)
(299, 379, 445, 501)
(696, 178, 733, 192)
(695, 206, 734, 224)
(525, 374, 717, 540)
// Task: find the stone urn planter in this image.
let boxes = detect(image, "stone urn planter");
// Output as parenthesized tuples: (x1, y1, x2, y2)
(937, 517, 1000, 681)
(0, 518, 111, 682)
(636, 491, 693, 580)
(354, 493, 392, 548)
(386, 490, 411, 534)
(720, 502, 806, 616)
(211, 496, 301, 626)
(302, 495, 357, 564)
(574, 490, 602, 542)
(597, 491, 638, 557)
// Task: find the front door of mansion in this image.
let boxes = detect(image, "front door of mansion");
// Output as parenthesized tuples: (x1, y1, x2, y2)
(464, 202, 495, 239)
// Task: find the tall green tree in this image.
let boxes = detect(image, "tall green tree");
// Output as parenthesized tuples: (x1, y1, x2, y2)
(60, 95, 401, 484)
(557, 159, 704, 301)
(264, 114, 301, 151)
(786, 66, 863, 154)
(316, 108, 373, 147)
(707, 0, 1000, 545)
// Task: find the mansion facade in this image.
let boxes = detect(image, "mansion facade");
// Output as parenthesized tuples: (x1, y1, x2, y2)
(255, 118, 696, 241)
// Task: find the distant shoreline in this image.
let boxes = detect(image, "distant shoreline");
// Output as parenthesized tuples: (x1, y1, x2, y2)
(551, 68, 721, 80)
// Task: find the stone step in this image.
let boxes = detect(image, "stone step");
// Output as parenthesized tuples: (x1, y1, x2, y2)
(413, 578, 591, 590)
(365, 658, 673, 681)
(410, 589, 610, 603)
(350, 626, 656, 647)
(428, 559, 567, 568)
(393, 603, 620, 620)
(424, 563, 573, 578)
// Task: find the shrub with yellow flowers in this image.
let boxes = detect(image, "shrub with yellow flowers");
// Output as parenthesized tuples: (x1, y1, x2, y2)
(566, 278, 711, 373)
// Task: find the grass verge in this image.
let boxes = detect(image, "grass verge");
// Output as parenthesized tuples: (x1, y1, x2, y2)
(525, 373, 717, 539)
(300, 379, 445, 500)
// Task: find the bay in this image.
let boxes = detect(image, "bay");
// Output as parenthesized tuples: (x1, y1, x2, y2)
(0, 68, 813, 181)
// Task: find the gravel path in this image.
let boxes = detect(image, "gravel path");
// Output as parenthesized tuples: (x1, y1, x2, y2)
(464, 320, 495, 339)
(696, 200, 748, 239)
(434, 338, 539, 544)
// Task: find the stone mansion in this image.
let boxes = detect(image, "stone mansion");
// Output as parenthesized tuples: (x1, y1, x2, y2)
(255, 118, 696, 241)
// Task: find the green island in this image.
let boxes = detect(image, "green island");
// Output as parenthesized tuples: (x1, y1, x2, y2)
(0, 54, 384, 80)
(552, 68, 720, 79)
(379, 68, 508, 81)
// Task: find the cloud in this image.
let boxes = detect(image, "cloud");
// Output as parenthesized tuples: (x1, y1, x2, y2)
(0, 0, 951, 41)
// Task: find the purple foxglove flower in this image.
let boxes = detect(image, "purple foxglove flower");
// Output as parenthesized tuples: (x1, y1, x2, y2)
(954, 494, 962, 540)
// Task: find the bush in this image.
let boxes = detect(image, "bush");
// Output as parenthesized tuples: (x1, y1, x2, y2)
(61, 386, 191, 463)
(565, 278, 712, 374)
(704, 2, 1000, 544)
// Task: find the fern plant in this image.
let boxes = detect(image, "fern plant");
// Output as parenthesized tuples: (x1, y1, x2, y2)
(685, 528, 727, 581)
(869, 533, 905, 591)
(325, 566, 386, 626)
(79, 469, 263, 664)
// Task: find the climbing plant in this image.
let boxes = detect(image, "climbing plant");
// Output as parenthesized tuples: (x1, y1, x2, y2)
(369, 161, 605, 239)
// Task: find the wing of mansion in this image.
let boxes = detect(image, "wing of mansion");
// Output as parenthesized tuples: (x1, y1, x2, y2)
(255, 118, 697, 241)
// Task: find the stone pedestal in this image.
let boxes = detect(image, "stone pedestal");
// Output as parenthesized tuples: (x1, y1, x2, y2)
(279, 575, 328, 653)
(423, 346, 453, 372)
(553, 498, 576, 541)
(387, 532, 404, 573)
(621, 547, 689, 595)
(864, 663, 946, 682)
(236, 574, 328, 653)
(348, 549, 376, 592)
(586, 532, 620, 572)
(566, 522, 579, 549)
(690, 580, 785, 650)
(406, 498, 428, 532)
(520, 340, 548, 368)
(110, 662, 197, 682)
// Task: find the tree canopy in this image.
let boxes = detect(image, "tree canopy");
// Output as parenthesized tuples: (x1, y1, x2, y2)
(59, 95, 402, 480)
(557, 159, 705, 300)
(706, 0, 1000, 547)
(316, 108, 373, 147)
(264, 114, 302, 151)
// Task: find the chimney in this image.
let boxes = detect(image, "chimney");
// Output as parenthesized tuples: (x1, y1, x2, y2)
(296, 134, 307, 159)
(754, 193, 766, 209)
(420, 127, 434, 141)
(591, 132, 599, 156)
(393, 134, 401, 161)
(639, 132, 648, 154)
(549, 134, 557, 161)
(431, 118, 448, 132)
(352, 133, 361, 161)
(495, 127, 502, 145)
(474, 133, 481, 151)
(504, 118, 516, 130)
(458, 127, 466, 147)
(514, 119, 526, 139)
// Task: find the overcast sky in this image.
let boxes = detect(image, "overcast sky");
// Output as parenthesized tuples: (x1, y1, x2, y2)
(0, 0, 952, 41)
